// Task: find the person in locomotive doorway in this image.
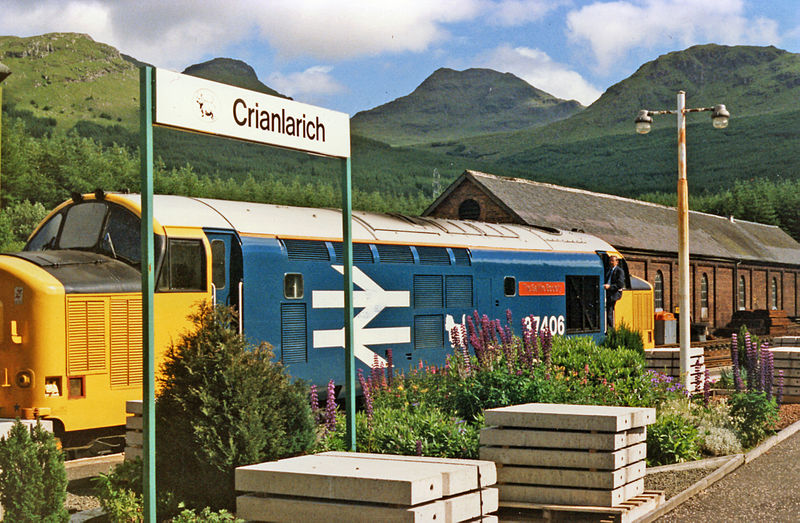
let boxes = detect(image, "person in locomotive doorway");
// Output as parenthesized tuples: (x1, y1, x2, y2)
(604, 255, 625, 329)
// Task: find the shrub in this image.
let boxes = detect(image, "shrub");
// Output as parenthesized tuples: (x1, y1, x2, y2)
(647, 413, 702, 466)
(171, 506, 242, 522)
(93, 458, 144, 522)
(700, 426, 743, 456)
(156, 303, 316, 512)
(728, 391, 779, 448)
(317, 405, 480, 459)
(0, 420, 68, 523)
(601, 323, 644, 354)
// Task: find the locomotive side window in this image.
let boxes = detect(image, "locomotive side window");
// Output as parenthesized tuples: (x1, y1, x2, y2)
(102, 206, 141, 264)
(284, 273, 304, 299)
(158, 239, 206, 291)
(504, 276, 516, 297)
(211, 240, 227, 289)
(26, 213, 63, 251)
(565, 275, 600, 333)
(60, 202, 107, 249)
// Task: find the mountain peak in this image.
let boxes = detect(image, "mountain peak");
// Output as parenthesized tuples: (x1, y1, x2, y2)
(351, 67, 582, 146)
(183, 58, 288, 98)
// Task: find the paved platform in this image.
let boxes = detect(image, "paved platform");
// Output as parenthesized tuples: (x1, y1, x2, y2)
(654, 429, 800, 521)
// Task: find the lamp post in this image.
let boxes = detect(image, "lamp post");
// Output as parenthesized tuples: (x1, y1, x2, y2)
(635, 91, 729, 391)
(0, 61, 11, 208)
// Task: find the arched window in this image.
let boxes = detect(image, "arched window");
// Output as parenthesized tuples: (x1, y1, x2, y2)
(738, 276, 746, 310)
(771, 277, 778, 310)
(700, 273, 709, 319)
(654, 271, 664, 311)
(458, 199, 481, 220)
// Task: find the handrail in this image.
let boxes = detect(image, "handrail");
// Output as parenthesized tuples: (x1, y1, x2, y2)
(238, 280, 244, 335)
(210, 283, 216, 305)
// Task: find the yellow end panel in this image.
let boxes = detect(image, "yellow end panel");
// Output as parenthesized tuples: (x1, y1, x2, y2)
(110, 297, 143, 389)
(66, 298, 107, 374)
(615, 289, 655, 349)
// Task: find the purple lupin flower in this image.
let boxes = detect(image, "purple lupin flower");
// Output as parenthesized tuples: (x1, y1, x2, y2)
(386, 348, 394, 386)
(370, 354, 382, 390)
(746, 334, 756, 391)
(777, 370, 785, 406)
(759, 343, 770, 393)
(309, 384, 321, 424)
(765, 350, 774, 400)
(325, 379, 337, 433)
(415, 439, 423, 456)
(731, 333, 742, 392)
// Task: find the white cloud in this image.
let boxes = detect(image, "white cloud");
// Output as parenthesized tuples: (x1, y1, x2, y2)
(0, 0, 486, 66)
(268, 66, 346, 105)
(477, 45, 603, 105)
(566, 0, 781, 74)
(487, 0, 563, 26)
(252, 0, 483, 60)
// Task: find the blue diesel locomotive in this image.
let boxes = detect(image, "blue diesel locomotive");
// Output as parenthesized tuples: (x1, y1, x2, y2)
(0, 192, 652, 434)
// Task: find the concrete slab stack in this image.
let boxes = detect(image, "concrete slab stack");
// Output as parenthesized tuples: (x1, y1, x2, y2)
(770, 347, 800, 403)
(479, 403, 658, 520)
(645, 347, 705, 392)
(124, 400, 142, 460)
(772, 336, 800, 347)
(235, 452, 498, 522)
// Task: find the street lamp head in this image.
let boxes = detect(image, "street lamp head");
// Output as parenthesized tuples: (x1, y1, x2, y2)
(635, 110, 653, 134)
(711, 104, 730, 129)
(0, 62, 10, 84)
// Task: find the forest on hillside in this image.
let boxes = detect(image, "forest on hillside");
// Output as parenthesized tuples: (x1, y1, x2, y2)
(2, 107, 800, 252)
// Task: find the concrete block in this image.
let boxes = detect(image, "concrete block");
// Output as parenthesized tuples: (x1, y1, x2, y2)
(126, 415, 143, 431)
(769, 348, 800, 359)
(773, 360, 800, 369)
(126, 400, 143, 415)
(236, 488, 497, 523)
(497, 460, 645, 490)
(126, 430, 143, 447)
(773, 377, 800, 387)
(778, 385, 800, 396)
(480, 426, 645, 451)
(0, 418, 53, 439)
(645, 347, 703, 358)
(318, 452, 496, 493)
(125, 446, 142, 460)
(480, 443, 646, 471)
(236, 493, 442, 522)
(236, 455, 459, 505)
(483, 404, 655, 432)
(498, 477, 644, 507)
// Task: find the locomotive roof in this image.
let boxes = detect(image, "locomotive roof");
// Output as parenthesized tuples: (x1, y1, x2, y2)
(108, 193, 614, 254)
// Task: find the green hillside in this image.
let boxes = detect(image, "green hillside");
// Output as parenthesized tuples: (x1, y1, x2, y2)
(0, 33, 139, 130)
(351, 67, 582, 146)
(419, 44, 800, 158)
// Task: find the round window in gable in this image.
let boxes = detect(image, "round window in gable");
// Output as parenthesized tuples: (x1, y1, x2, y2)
(458, 199, 481, 220)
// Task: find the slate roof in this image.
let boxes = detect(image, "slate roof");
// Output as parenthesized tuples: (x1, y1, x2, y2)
(423, 170, 800, 266)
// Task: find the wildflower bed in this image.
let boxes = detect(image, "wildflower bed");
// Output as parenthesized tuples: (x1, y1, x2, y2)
(309, 312, 780, 467)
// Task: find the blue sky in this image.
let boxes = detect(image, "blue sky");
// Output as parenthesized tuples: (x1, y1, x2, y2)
(2, 1, 799, 115)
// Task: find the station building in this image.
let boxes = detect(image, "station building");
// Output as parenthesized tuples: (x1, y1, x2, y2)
(423, 170, 800, 334)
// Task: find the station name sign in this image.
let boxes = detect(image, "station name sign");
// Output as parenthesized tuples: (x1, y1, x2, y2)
(154, 68, 350, 158)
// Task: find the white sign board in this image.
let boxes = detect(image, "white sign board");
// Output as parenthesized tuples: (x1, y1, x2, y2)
(154, 68, 350, 158)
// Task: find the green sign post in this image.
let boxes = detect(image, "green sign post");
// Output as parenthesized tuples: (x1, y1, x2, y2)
(138, 66, 355, 521)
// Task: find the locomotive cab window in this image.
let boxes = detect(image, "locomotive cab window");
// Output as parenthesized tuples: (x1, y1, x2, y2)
(284, 273, 304, 299)
(504, 276, 516, 297)
(211, 240, 227, 289)
(158, 239, 206, 291)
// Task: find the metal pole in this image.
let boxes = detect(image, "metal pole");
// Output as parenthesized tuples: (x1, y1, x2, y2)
(676, 91, 691, 391)
(0, 86, 3, 207)
(139, 66, 157, 523)
(341, 156, 356, 450)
